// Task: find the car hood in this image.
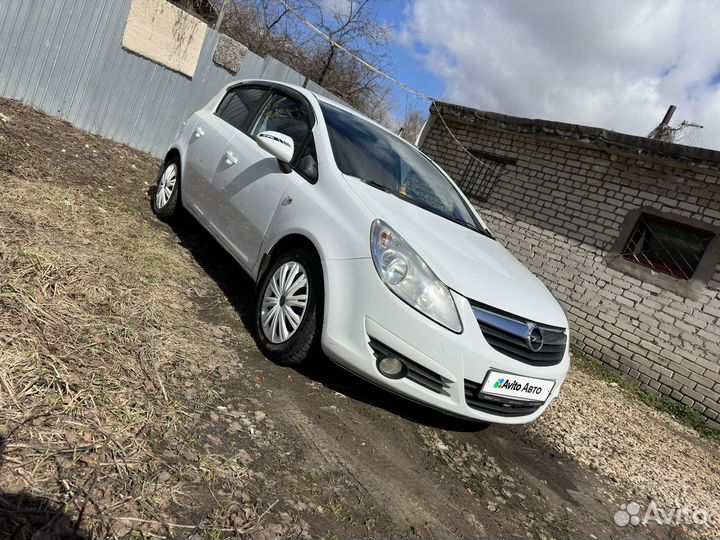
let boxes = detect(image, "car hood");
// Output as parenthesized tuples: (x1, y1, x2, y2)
(346, 177, 567, 327)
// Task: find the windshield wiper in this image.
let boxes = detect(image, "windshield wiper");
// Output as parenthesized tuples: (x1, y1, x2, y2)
(442, 213, 480, 232)
(396, 191, 491, 237)
(362, 179, 395, 194)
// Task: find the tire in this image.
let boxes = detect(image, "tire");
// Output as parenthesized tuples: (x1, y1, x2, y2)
(255, 248, 323, 366)
(152, 156, 181, 221)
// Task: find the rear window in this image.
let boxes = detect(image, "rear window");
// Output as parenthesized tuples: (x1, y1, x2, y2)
(215, 86, 266, 131)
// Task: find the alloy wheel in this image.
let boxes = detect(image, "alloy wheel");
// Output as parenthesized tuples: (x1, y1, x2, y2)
(261, 261, 309, 343)
(155, 163, 177, 209)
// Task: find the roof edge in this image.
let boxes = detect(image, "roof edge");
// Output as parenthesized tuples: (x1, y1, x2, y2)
(431, 101, 720, 169)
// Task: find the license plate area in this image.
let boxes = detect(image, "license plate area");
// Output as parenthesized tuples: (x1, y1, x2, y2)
(480, 370, 555, 402)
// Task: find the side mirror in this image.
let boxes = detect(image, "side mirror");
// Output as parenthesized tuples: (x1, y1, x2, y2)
(255, 131, 294, 164)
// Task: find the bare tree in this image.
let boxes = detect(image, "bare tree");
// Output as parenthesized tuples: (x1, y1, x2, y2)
(398, 109, 426, 144)
(219, 0, 305, 60)
(304, 0, 389, 84)
(215, 0, 394, 121)
(299, 0, 392, 119)
(168, 0, 221, 25)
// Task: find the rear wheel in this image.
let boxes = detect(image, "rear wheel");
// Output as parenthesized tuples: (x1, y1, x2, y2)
(152, 156, 181, 220)
(255, 249, 322, 366)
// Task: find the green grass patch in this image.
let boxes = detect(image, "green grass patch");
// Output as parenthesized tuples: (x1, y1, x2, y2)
(572, 349, 720, 444)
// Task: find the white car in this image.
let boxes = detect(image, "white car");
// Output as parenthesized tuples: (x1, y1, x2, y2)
(153, 79, 570, 423)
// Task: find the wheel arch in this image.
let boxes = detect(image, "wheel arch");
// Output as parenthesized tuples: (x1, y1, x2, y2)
(257, 232, 327, 337)
(163, 147, 181, 167)
(160, 147, 182, 202)
(258, 233, 323, 284)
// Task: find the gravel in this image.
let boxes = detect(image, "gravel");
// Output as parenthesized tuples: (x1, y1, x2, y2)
(528, 360, 720, 538)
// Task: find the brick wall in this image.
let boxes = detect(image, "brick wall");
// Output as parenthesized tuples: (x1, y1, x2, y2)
(422, 117, 720, 429)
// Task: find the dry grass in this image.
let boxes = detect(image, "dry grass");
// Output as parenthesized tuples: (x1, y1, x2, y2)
(0, 103, 275, 539)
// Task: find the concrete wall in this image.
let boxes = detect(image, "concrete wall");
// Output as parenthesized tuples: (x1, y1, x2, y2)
(122, 0, 208, 77)
(421, 117, 720, 428)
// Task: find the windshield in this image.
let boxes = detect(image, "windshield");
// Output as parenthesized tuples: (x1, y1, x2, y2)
(320, 102, 483, 233)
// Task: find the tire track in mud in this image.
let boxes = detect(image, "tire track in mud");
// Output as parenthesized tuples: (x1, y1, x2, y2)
(273, 390, 487, 538)
(228, 352, 674, 539)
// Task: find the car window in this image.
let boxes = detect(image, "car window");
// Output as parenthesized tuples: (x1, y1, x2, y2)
(215, 86, 267, 132)
(295, 134, 318, 183)
(321, 106, 400, 190)
(251, 93, 311, 159)
(320, 102, 485, 234)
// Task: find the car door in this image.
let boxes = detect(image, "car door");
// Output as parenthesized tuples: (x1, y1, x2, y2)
(211, 89, 315, 270)
(182, 85, 268, 226)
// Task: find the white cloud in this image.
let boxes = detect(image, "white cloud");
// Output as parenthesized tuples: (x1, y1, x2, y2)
(400, 0, 720, 149)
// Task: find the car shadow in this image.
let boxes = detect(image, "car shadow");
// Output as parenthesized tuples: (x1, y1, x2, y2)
(0, 435, 87, 540)
(166, 211, 489, 433)
(300, 361, 490, 432)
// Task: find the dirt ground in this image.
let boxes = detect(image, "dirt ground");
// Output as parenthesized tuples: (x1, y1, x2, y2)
(1, 97, 718, 540)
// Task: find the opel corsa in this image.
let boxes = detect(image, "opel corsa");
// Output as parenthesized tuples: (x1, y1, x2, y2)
(153, 80, 570, 423)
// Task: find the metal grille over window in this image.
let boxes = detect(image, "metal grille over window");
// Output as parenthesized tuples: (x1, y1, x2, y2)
(458, 150, 517, 202)
(622, 214, 715, 280)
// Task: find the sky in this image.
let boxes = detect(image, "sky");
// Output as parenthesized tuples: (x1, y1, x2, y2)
(377, 0, 720, 150)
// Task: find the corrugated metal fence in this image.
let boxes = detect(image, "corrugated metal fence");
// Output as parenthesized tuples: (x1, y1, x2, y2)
(0, 0, 333, 156)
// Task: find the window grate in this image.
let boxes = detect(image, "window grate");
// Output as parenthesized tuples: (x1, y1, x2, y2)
(458, 149, 516, 202)
(621, 214, 715, 280)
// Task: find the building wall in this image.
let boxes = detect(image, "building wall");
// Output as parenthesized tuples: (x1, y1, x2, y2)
(422, 118, 720, 429)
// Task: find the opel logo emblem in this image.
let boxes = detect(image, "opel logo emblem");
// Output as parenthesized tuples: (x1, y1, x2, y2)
(526, 323, 544, 352)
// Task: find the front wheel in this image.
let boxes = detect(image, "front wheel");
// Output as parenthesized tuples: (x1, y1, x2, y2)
(255, 249, 322, 366)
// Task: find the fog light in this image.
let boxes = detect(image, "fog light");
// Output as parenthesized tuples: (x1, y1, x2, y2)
(377, 356, 406, 379)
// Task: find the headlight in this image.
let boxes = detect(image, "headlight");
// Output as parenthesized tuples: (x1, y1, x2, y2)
(370, 220, 463, 333)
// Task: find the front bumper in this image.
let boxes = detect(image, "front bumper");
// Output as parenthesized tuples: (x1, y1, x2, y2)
(321, 257, 570, 424)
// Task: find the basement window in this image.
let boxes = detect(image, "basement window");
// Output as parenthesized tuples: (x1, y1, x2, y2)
(621, 214, 714, 280)
(608, 208, 720, 299)
(458, 149, 517, 202)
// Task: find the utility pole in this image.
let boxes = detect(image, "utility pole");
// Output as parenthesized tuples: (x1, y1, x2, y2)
(215, 0, 232, 31)
(647, 105, 703, 143)
(659, 105, 676, 130)
(648, 105, 676, 141)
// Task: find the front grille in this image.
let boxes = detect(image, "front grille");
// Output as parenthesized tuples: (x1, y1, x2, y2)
(464, 379, 543, 417)
(369, 338, 450, 396)
(471, 302, 566, 366)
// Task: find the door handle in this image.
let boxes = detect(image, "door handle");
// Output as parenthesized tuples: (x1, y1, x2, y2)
(224, 151, 237, 166)
(194, 126, 205, 138)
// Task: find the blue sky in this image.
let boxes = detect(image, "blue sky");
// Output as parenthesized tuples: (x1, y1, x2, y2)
(376, 2, 441, 93)
(375, 2, 443, 116)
